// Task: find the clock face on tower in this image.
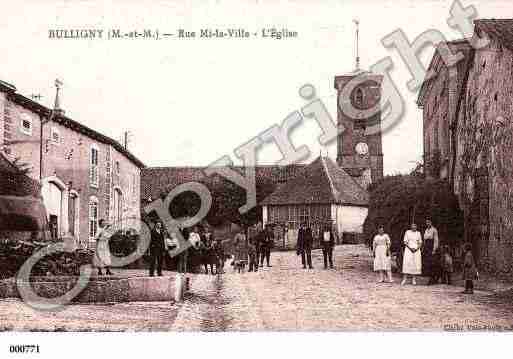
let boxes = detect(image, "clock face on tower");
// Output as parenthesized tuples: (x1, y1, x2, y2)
(355, 142, 369, 156)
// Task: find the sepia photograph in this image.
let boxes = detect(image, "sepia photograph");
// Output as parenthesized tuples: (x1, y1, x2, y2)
(1, 0, 513, 357)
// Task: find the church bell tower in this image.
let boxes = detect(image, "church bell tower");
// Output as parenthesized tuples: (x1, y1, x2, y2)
(334, 20, 383, 184)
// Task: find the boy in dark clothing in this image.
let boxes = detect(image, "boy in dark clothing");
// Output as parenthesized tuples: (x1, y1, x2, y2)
(440, 245, 454, 285)
(213, 238, 225, 274)
(248, 240, 258, 272)
(462, 243, 478, 294)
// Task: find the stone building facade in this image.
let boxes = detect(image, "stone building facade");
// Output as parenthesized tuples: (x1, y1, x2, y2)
(0, 79, 144, 247)
(418, 19, 513, 277)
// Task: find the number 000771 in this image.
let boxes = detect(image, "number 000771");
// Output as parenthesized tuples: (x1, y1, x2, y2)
(9, 345, 40, 353)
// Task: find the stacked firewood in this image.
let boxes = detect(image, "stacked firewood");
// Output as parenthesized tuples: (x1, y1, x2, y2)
(0, 238, 94, 279)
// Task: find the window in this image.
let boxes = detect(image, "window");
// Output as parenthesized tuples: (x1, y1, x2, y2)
(51, 127, 60, 144)
(89, 197, 99, 239)
(299, 205, 310, 225)
(355, 88, 364, 106)
(90, 145, 99, 187)
(354, 119, 366, 131)
(20, 114, 32, 135)
(115, 161, 120, 175)
(130, 173, 137, 197)
(113, 188, 123, 225)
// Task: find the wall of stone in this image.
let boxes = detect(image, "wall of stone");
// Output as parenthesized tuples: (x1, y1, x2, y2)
(455, 34, 513, 277)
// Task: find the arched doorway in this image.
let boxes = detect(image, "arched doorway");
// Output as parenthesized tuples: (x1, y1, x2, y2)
(42, 177, 66, 240)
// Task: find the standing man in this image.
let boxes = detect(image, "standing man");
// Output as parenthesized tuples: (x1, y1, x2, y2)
(424, 218, 440, 285)
(149, 221, 166, 277)
(178, 226, 190, 274)
(321, 224, 335, 269)
(260, 226, 274, 267)
(297, 223, 313, 269)
(254, 229, 263, 268)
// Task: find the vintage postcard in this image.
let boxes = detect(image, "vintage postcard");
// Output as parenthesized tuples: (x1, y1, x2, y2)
(1, 0, 512, 357)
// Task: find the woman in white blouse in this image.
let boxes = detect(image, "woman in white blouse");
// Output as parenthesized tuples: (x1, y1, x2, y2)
(372, 225, 393, 283)
(401, 223, 423, 285)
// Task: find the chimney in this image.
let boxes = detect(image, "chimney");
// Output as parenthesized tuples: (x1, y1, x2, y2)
(53, 79, 65, 116)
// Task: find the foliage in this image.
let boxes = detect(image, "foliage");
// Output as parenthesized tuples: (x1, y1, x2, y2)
(162, 174, 277, 228)
(0, 237, 94, 279)
(108, 230, 139, 258)
(11, 157, 31, 175)
(364, 175, 464, 252)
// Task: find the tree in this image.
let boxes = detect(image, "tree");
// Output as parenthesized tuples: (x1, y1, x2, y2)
(364, 175, 464, 255)
(161, 174, 277, 228)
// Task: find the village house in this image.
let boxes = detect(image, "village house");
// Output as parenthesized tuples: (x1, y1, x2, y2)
(418, 19, 513, 278)
(261, 156, 369, 248)
(0, 79, 145, 247)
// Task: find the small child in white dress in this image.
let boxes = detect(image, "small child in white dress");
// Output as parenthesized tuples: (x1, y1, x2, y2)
(372, 225, 393, 283)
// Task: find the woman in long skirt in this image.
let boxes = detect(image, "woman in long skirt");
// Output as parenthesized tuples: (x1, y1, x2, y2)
(94, 219, 113, 276)
(373, 225, 393, 283)
(401, 223, 422, 285)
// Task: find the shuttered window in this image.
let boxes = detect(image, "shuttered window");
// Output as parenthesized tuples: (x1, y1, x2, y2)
(89, 198, 99, 239)
(90, 145, 99, 187)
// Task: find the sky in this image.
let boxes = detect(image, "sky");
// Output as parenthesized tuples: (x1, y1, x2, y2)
(1, 0, 511, 174)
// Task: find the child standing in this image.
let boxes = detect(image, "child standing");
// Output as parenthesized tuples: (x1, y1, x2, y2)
(233, 231, 248, 274)
(248, 239, 258, 272)
(462, 243, 478, 294)
(440, 245, 454, 285)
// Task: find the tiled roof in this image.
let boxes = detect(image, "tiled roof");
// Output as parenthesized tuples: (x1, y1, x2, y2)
(260, 156, 368, 206)
(475, 19, 513, 51)
(140, 164, 308, 202)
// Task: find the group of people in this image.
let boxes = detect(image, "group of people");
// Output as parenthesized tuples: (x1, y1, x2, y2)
(93, 219, 339, 276)
(146, 222, 279, 276)
(296, 223, 336, 270)
(371, 219, 478, 294)
(232, 227, 274, 273)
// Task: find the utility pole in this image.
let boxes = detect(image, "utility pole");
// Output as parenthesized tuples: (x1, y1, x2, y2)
(353, 19, 360, 71)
